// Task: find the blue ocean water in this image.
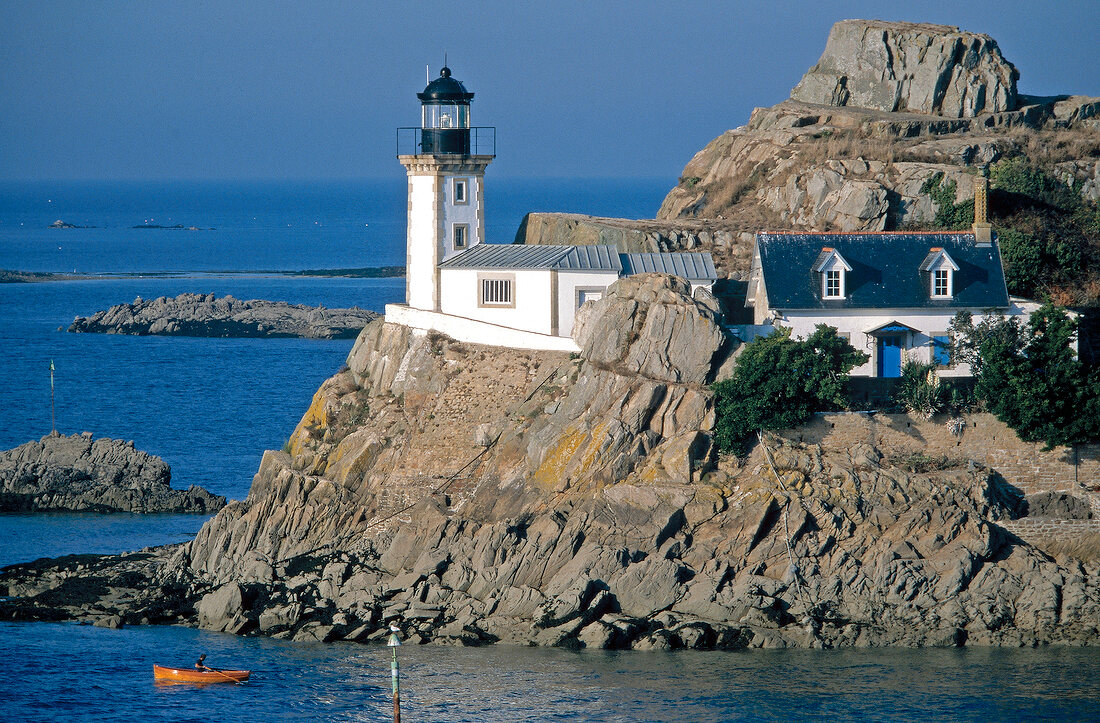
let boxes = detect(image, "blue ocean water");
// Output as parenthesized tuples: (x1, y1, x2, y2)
(1, 622, 1098, 722)
(2, 179, 1098, 721)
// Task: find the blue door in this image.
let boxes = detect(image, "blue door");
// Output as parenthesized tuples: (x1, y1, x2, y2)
(877, 335, 903, 377)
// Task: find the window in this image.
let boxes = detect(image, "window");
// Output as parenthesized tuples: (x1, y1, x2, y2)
(479, 274, 515, 307)
(931, 334, 952, 368)
(453, 223, 468, 250)
(813, 247, 850, 299)
(453, 179, 468, 204)
(933, 269, 950, 297)
(576, 288, 604, 308)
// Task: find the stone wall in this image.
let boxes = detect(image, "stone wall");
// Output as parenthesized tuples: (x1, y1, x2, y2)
(779, 411, 1100, 499)
(775, 412, 1100, 548)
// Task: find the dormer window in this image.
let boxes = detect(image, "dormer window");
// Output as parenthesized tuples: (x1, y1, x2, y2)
(921, 247, 959, 299)
(813, 246, 852, 300)
(933, 269, 949, 296)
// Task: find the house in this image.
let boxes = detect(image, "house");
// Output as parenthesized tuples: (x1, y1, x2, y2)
(384, 67, 717, 351)
(745, 180, 1032, 377)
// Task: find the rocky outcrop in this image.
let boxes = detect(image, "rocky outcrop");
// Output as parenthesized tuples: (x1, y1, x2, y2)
(791, 20, 1018, 117)
(657, 96, 1100, 232)
(69, 293, 378, 339)
(5, 276, 1099, 649)
(0, 433, 224, 513)
(514, 213, 753, 282)
(504, 22, 1098, 294)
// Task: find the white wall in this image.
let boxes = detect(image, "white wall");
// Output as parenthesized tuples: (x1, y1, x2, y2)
(780, 308, 1021, 377)
(556, 270, 620, 338)
(441, 174, 483, 260)
(406, 175, 439, 311)
(439, 267, 555, 335)
(385, 304, 580, 353)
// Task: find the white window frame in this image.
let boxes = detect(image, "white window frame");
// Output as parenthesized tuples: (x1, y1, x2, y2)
(452, 178, 469, 205)
(931, 268, 952, 298)
(823, 268, 844, 298)
(452, 223, 468, 250)
(575, 286, 605, 309)
(478, 273, 515, 308)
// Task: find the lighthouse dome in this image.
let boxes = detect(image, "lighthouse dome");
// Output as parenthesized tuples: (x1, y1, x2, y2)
(417, 67, 474, 102)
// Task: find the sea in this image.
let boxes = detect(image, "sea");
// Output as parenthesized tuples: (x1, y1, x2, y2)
(1, 179, 1097, 722)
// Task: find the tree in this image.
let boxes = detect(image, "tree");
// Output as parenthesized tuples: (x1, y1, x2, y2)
(713, 325, 868, 455)
(949, 304, 1100, 449)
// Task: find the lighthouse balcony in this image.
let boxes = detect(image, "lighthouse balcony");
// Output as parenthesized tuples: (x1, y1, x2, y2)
(396, 126, 496, 157)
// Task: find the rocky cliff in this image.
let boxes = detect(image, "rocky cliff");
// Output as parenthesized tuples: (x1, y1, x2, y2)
(5, 276, 1098, 648)
(69, 292, 379, 339)
(519, 20, 1100, 303)
(0, 433, 224, 513)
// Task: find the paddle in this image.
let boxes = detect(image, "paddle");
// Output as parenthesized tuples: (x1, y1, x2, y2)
(200, 665, 247, 685)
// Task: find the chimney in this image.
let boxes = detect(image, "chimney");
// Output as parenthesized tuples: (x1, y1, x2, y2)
(973, 173, 992, 246)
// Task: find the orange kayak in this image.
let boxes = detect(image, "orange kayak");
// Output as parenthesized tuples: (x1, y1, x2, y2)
(153, 664, 250, 683)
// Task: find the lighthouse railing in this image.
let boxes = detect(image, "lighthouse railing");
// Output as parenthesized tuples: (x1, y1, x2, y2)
(396, 127, 496, 157)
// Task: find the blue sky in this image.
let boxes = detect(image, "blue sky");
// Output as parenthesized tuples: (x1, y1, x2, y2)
(2, 1, 1098, 181)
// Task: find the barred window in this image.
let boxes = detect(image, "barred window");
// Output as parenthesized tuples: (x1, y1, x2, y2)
(481, 277, 512, 305)
(453, 223, 468, 249)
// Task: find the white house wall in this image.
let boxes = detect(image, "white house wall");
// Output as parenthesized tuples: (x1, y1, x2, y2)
(556, 270, 621, 338)
(781, 308, 990, 377)
(440, 268, 555, 335)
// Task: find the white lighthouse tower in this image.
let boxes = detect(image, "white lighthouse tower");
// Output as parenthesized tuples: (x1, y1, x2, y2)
(398, 67, 494, 312)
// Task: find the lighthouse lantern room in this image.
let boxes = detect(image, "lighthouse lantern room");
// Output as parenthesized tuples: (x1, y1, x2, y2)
(398, 66, 495, 312)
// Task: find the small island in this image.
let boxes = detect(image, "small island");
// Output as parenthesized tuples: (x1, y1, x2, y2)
(130, 223, 214, 230)
(0, 432, 224, 514)
(49, 220, 97, 229)
(68, 292, 380, 339)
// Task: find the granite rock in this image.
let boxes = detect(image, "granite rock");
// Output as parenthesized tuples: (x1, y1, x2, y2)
(0, 433, 224, 513)
(69, 292, 378, 339)
(791, 20, 1018, 117)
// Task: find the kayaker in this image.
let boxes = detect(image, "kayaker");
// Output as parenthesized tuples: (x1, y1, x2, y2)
(195, 653, 208, 670)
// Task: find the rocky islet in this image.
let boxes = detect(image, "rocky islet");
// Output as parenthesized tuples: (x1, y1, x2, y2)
(2, 19, 1099, 649)
(69, 292, 380, 339)
(0, 432, 224, 514)
(3, 276, 1098, 648)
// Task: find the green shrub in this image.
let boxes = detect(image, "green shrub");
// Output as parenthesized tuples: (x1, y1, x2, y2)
(996, 228, 1043, 296)
(712, 326, 868, 455)
(950, 304, 1100, 449)
(893, 361, 944, 419)
(921, 172, 976, 230)
(991, 158, 1081, 211)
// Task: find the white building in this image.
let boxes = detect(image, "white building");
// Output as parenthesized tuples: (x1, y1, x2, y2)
(385, 67, 717, 351)
(745, 218, 1030, 377)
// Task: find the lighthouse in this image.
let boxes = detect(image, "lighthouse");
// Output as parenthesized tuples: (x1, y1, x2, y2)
(398, 67, 495, 312)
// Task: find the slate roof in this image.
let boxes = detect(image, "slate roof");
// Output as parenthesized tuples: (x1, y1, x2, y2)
(756, 232, 1010, 310)
(439, 244, 717, 281)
